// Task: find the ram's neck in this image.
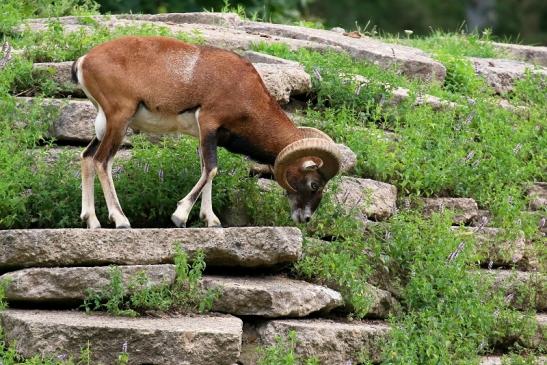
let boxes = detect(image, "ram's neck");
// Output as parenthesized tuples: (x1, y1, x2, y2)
(217, 105, 300, 165)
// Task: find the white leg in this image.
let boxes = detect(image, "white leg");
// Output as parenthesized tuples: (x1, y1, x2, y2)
(80, 155, 101, 229)
(171, 167, 218, 228)
(80, 138, 101, 229)
(94, 158, 130, 228)
(199, 176, 221, 227)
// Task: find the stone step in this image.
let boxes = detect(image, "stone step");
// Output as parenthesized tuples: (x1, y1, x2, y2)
(240, 318, 389, 364)
(0, 309, 242, 365)
(452, 227, 526, 267)
(418, 197, 479, 225)
(489, 42, 547, 67)
(1, 266, 343, 318)
(527, 182, 546, 211)
(473, 270, 546, 311)
(0, 227, 302, 270)
(20, 13, 445, 81)
(468, 57, 547, 94)
(480, 355, 547, 365)
(31, 58, 311, 104)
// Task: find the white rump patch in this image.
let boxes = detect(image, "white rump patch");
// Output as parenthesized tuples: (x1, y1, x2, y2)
(95, 106, 106, 141)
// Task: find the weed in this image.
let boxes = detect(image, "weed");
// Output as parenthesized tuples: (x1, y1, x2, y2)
(83, 246, 219, 315)
(257, 330, 319, 365)
(0, 278, 11, 311)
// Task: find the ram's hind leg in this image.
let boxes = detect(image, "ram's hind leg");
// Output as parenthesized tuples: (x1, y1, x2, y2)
(93, 108, 133, 228)
(80, 137, 101, 229)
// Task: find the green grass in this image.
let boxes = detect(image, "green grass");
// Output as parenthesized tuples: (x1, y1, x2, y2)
(83, 246, 219, 316)
(0, 1, 545, 364)
(257, 331, 320, 365)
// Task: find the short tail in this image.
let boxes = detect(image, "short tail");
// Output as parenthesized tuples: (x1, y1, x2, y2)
(71, 57, 79, 84)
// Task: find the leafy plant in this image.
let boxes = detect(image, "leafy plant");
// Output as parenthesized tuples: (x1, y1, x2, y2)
(83, 246, 219, 315)
(258, 330, 319, 365)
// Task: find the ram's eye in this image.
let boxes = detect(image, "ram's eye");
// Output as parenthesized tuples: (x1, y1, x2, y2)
(310, 182, 320, 191)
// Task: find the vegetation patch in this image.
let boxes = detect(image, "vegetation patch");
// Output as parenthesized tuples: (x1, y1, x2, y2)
(83, 246, 220, 316)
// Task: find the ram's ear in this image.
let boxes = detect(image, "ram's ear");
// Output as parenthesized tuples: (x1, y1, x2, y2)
(301, 160, 319, 171)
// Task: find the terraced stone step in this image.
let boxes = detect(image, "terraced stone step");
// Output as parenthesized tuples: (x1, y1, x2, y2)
(0, 227, 302, 270)
(480, 356, 547, 365)
(240, 318, 389, 364)
(489, 42, 547, 67)
(418, 197, 479, 224)
(474, 270, 546, 311)
(31, 58, 311, 104)
(1, 266, 344, 318)
(21, 13, 446, 81)
(452, 227, 526, 267)
(468, 57, 547, 94)
(0, 309, 242, 365)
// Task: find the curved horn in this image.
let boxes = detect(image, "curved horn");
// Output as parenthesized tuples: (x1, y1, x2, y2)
(274, 138, 341, 192)
(297, 127, 334, 143)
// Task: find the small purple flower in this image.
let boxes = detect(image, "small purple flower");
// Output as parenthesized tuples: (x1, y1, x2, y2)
(122, 340, 128, 353)
(447, 242, 465, 263)
(313, 67, 322, 81)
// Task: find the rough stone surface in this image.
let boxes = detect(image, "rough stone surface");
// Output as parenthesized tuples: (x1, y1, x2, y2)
(480, 356, 547, 365)
(527, 182, 547, 211)
(390, 87, 457, 110)
(468, 57, 547, 94)
(21, 14, 445, 81)
(16, 97, 97, 142)
(473, 270, 546, 311)
(452, 227, 525, 267)
(241, 319, 389, 364)
(0, 227, 302, 270)
(0, 309, 242, 365)
(1, 267, 343, 317)
(118, 12, 243, 27)
(334, 177, 398, 221)
(33, 61, 84, 96)
(241, 21, 446, 81)
(201, 276, 343, 317)
(1, 265, 176, 302)
(242, 50, 300, 66)
(419, 197, 479, 224)
(253, 62, 311, 104)
(490, 42, 547, 67)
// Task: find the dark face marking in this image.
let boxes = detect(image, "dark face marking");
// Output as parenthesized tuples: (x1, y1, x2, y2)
(285, 162, 327, 223)
(217, 127, 276, 165)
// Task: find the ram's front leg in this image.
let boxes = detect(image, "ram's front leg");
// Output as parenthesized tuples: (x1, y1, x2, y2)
(171, 113, 219, 228)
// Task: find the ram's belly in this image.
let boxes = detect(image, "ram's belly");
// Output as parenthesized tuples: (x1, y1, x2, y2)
(130, 104, 199, 137)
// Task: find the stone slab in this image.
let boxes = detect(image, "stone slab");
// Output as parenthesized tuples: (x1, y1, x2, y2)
(452, 227, 526, 267)
(1, 267, 343, 318)
(201, 275, 343, 317)
(1, 265, 176, 302)
(468, 57, 547, 94)
(334, 176, 398, 221)
(527, 182, 546, 211)
(473, 270, 546, 311)
(490, 41, 547, 67)
(21, 13, 445, 81)
(0, 227, 302, 270)
(241, 318, 389, 364)
(0, 309, 242, 365)
(419, 197, 479, 224)
(241, 21, 446, 81)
